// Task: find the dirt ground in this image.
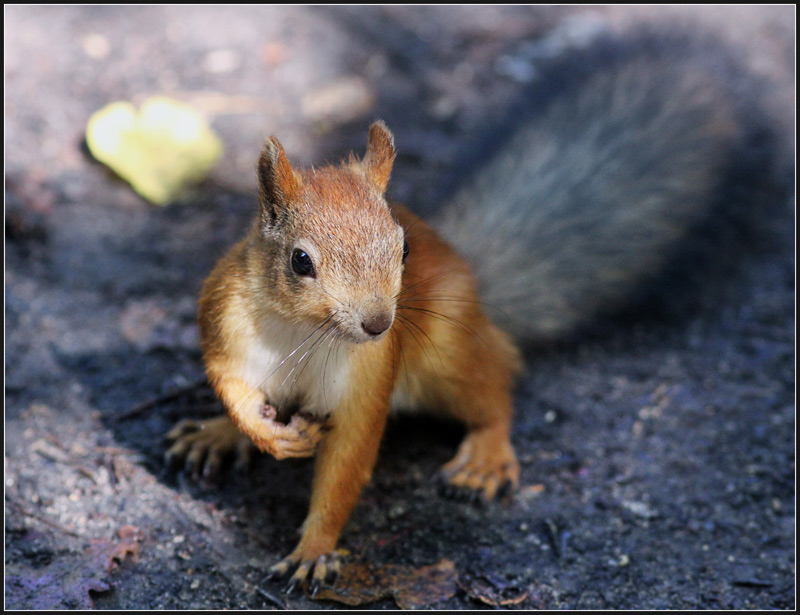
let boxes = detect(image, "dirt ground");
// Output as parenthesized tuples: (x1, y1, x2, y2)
(5, 6, 795, 610)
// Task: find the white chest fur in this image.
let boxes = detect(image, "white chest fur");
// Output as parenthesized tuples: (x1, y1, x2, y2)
(237, 314, 351, 418)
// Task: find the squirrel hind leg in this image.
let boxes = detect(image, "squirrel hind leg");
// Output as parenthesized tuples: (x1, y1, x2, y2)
(164, 415, 256, 480)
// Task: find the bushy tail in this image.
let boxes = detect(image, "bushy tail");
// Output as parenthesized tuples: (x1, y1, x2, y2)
(434, 27, 785, 342)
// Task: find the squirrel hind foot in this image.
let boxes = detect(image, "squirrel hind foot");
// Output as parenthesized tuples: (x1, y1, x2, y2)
(436, 429, 520, 503)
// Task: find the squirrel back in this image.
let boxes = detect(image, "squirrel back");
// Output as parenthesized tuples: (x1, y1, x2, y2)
(434, 28, 786, 342)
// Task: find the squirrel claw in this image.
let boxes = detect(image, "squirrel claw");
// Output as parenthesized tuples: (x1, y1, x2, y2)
(266, 557, 293, 581)
(284, 576, 302, 595)
(435, 473, 476, 503)
(435, 467, 516, 506)
(163, 418, 201, 442)
(164, 416, 256, 481)
(266, 551, 342, 595)
(312, 552, 341, 587)
(496, 478, 515, 500)
(263, 569, 282, 583)
(437, 430, 519, 503)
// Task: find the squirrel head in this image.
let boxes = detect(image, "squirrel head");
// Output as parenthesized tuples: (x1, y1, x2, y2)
(253, 121, 407, 344)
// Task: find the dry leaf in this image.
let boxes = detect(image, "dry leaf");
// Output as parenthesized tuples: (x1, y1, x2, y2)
(458, 570, 529, 607)
(5, 525, 143, 609)
(87, 524, 144, 573)
(394, 559, 458, 610)
(86, 96, 222, 204)
(312, 558, 457, 609)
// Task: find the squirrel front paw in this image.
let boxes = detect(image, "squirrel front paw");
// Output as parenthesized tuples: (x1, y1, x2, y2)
(247, 407, 329, 460)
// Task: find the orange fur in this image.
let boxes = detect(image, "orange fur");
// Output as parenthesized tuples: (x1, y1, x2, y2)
(293, 337, 395, 561)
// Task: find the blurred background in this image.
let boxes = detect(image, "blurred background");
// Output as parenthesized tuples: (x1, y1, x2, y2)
(5, 6, 795, 610)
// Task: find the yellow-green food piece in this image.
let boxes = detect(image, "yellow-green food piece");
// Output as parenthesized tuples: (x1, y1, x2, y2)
(86, 96, 223, 205)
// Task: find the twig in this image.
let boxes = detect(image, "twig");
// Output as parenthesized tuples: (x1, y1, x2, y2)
(114, 378, 208, 423)
(255, 586, 288, 609)
(32, 438, 98, 483)
(6, 498, 80, 537)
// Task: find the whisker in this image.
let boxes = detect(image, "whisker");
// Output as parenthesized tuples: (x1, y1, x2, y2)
(393, 211, 424, 237)
(397, 305, 481, 341)
(398, 314, 444, 368)
(317, 283, 348, 309)
(321, 328, 344, 416)
(392, 328, 413, 405)
(394, 315, 440, 373)
(226, 313, 337, 422)
(274, 319, 340, 413)
(398, 286, 513, 316)
(271, 314, 338, 377)
(400, 295, 485, 305)
(395, 270, 456, 300)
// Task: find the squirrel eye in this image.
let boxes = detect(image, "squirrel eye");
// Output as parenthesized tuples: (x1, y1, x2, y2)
(402, 240, 409, 264)
(291, 249, 315, 277)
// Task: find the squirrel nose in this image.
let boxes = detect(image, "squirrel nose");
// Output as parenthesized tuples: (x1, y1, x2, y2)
(361, 312, 393, 337)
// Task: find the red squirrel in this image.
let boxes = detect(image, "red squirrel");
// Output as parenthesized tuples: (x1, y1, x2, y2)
(165, 27, 782, 592)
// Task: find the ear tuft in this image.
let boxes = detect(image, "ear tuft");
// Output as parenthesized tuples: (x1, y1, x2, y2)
(258, 137, 303, 225)
(362, 121, 396, 194)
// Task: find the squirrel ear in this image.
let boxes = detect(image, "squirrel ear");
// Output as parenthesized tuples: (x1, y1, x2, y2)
(362, 121, 396, 194)
(257, 137, 303, 225)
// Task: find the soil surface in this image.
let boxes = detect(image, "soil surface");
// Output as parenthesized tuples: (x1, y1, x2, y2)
(5, 6, 795, 610)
